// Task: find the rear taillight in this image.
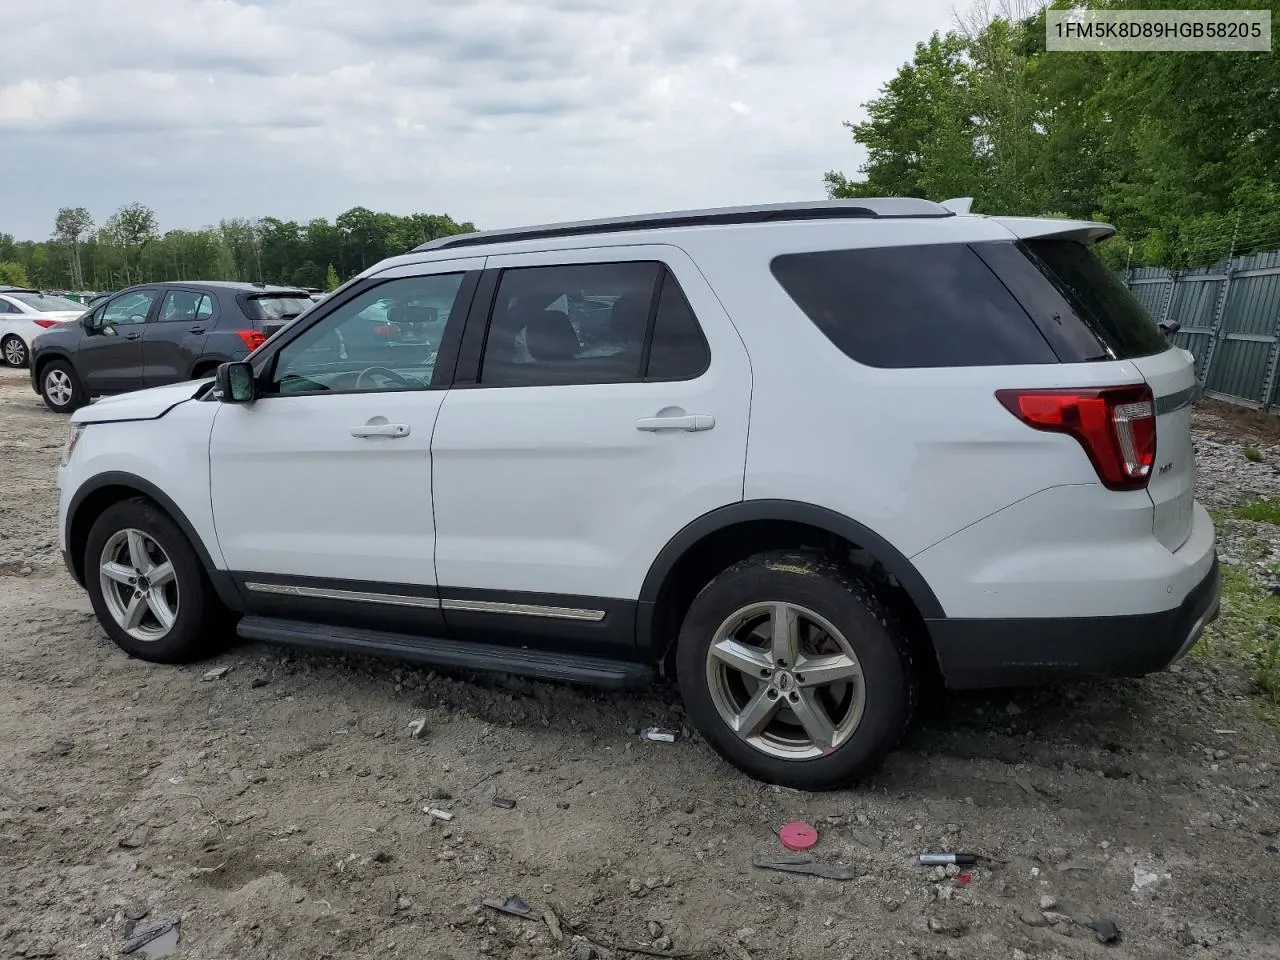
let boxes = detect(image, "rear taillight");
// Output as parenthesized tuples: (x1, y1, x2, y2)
(996, 385, 1156, 491)
(32, 319, 60, 329)
(237, 329, 268, 352)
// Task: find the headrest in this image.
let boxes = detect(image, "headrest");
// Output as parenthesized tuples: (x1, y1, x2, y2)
(524, 310, 580, 362)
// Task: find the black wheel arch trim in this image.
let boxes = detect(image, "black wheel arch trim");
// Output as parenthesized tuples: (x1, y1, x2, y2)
(637, 499, 946, 620)
(65, 471, 243, 612)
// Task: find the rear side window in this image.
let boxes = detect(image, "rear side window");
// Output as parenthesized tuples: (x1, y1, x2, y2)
(1018, 239, 1167, 360)
(478, 261, 710, 387)
(771, 244, 1058, 368)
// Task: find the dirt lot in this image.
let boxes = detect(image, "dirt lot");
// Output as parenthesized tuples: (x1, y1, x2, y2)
(1, 365, 1278, 960)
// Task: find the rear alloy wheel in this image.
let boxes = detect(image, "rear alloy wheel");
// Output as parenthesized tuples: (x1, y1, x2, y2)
(39, 360, 86, 413)
(676, 551, 916, 790)
(705, 601, 867, 760)
(85, 498, 226, 663)
(1, 335, 27, 368)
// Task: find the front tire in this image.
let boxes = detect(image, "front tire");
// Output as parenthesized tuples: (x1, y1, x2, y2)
(39, 359, 86, 413)
(2, 334, 28, 368)
(676, 551, 916, 790)
(84, 498, 226, 663)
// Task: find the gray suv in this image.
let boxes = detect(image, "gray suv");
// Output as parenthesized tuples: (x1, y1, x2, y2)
(29, 281, 313, 413)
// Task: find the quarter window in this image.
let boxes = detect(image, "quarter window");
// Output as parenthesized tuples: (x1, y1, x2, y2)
(269, 273, 466, 394)
(478, 261, 710, 387)
(770, 244, 1058, 368)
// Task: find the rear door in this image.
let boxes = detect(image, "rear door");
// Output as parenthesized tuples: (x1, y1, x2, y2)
(428, 244, 752, 643)
(78, 288, 159, 393)
(143, 287, 215, 386)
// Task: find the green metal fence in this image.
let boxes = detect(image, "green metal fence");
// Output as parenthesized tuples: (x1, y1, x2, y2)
(1124, 250, 1280, 409)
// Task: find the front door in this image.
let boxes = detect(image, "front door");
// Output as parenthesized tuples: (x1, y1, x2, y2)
(207, 259, 483, 636)
(429, 245, 752, 645)
(144, 287, 215, 385)
(79, 289, 158, 394)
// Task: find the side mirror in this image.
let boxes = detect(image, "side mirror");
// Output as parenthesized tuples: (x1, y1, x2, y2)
(81, 314, 95, 331)
(215, 361, 256, 404)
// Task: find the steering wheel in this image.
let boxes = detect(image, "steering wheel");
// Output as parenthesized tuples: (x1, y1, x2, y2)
(354, 365, 415, 389)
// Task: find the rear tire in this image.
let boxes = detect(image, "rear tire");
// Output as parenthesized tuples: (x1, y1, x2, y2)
(39, 359, 86, 413)
(676, 550, 916, 790)
(2, 335, 27, 368)
(84, 498, 227, 664)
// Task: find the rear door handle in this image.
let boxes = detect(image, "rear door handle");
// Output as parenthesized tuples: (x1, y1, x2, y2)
(124, 332, 140, 340)
(635, 414, 715, 432)
(189, 326, 204, 335)
(350, 423, 411, 439)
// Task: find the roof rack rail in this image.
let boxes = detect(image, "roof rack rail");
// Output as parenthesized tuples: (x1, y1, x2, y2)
(412, 198, 953, 253)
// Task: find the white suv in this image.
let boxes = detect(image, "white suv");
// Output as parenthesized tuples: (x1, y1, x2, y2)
(56, 199, 1219, 789)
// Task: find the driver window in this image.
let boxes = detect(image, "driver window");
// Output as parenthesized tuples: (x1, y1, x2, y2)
(102, 291, 157, 326)
(270, 272, 465, 395)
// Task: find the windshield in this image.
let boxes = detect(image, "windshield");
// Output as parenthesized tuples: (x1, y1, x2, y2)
(11, 293, 85, 312)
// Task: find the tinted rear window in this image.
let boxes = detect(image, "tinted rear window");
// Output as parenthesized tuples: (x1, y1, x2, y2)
(770, 243, 1058, 368)
(1018, 239, 1167, 360)
(243, 294, 313, 321)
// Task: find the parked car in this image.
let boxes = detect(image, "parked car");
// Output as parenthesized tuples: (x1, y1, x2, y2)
(29, 281, 313, 412)
(54, 199, 1218, 788)
(0, 287, 85, 368)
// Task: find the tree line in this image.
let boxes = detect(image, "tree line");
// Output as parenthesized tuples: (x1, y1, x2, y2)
(0, 204, 476, 292)
(826, 0, 1280, 268)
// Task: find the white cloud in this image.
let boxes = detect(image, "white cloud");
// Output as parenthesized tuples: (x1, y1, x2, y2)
(0, 0, 959, 239)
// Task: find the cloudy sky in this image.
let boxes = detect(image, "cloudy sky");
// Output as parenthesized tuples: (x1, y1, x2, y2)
(2, 0, 961, 241)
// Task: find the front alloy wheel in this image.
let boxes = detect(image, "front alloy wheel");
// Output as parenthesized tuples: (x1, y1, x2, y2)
(84, 498, 226, 663)
(98, 528, 180, 642)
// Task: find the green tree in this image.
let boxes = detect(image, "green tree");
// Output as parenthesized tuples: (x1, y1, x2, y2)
(826, 0, 1280, 267)
(325, 264, 340, 291)
(0, 261, 29, 286)
(825, 32, 979, 201)
(53, 207, 94, 288)
(4, 206, 479, 289)
(102, 202, 159, 284)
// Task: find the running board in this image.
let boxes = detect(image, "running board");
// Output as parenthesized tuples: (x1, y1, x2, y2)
(235, 616, 654, 689)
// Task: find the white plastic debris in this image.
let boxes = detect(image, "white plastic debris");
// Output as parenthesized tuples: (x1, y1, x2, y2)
(1131, 861, 1162, 892)
(423, 807, 454, 822)
(640, 727, 677, 743)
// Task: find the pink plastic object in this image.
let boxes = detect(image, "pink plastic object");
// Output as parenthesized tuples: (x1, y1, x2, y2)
(779, 821, 818, 850)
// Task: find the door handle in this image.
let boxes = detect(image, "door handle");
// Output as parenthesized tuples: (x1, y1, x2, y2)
(188, 326, 205, 335)
(350, 423, 410, 439)
(124, 331, 140, 340)
(635, 414, 715, 432)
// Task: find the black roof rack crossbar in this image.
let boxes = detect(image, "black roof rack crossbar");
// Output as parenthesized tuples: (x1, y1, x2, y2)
(412, 198, 953, 253)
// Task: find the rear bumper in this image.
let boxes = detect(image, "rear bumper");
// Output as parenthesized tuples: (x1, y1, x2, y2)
(927, 555, 1221, 689)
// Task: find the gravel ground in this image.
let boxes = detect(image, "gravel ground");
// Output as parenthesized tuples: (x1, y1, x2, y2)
(1, 365, 1278, 960)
